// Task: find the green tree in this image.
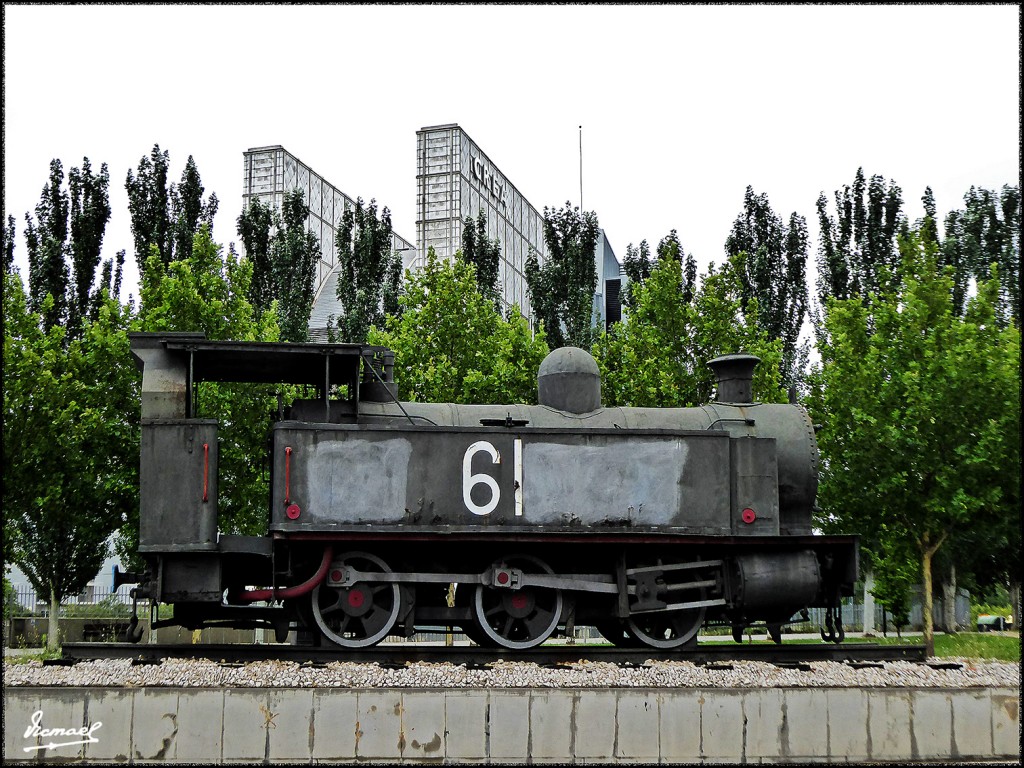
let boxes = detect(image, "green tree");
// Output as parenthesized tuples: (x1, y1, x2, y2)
(117, 227, 281, 564)
(941, 184, 1020, 324)
(171, 155, 219, 264)
(621, 239, 653, 310)
(725, 186, 809, 391)
(810, 229, 1020, 655)
(23, 157, 115, 338)
(594, 250, 785, 408)
(3, 215, 16, 273)
(23, 159, 70, 332)
(622, 231, 697, 311)
(4, 267, 137, 649)
(369, 247, 548, 404)
(525, 202, 600, 349)
(66, 158, 113, 331)
(126, 145, 218, 275)
(815, 167, 905, 307)
(125, 145, 171, 269)
(335, 197, 402, 343)
(236, 196, 275, 315)
(269, 191, 320, 342)
(461, 209, 502, 310)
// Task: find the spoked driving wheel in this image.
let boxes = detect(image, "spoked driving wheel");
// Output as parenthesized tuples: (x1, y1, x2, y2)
(626, 608, 705, 649)
(624, 557, 707, 649)
(473, 555, 563, 650)
(311, 551, 401, 648)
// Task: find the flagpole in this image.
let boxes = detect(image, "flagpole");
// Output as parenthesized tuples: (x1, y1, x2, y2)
(579, 125, 583, 210)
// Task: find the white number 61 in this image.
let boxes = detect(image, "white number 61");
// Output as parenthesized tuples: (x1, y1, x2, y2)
(462, 439, 523, 517)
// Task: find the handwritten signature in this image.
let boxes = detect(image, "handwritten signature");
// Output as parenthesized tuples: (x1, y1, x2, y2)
(23, 709, 103, 752)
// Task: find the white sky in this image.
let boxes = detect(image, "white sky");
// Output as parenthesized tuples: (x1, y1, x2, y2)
(4, 3, 1021, 304)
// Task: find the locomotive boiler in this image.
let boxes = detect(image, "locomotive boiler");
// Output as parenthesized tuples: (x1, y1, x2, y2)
(121, 332, 858, 651)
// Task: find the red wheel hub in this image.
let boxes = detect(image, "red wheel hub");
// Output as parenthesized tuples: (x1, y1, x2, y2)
(348, 589, 365, 608)
(511, 593, 528, 610)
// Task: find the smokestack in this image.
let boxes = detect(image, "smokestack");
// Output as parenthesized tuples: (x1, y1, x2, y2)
(707, 354, 760, 404)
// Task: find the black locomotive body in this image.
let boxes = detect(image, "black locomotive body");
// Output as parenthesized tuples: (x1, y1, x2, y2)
(124, 332, 858, 650)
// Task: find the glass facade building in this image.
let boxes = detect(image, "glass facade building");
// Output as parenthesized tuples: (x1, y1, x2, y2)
(241, 145, 416, 337)
(415, 124, 547, 317)
(242, 128, 622, 337)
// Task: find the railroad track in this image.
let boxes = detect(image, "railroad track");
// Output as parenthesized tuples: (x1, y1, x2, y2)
(58, 641, 929, 666)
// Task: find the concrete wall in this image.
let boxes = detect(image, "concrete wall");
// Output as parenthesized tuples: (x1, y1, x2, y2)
(4, 685, 1018, 764)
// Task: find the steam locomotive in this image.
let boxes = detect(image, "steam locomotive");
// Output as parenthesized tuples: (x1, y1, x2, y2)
(119, 333, 857, 650)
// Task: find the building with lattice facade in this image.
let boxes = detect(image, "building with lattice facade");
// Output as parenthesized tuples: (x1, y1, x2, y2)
(241, 146, 417, 339)
(242, 127, 622, 339)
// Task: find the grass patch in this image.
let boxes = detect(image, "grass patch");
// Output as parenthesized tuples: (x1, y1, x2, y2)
(874, 632, 1020, 662)
(933, 632, 1020, 662)
(3, 647, 64, 665)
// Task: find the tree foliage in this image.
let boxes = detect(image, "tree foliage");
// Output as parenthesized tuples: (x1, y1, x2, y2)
(335, 198, 402, 343)
(270, 191, 320, 342)
(461, 209, 502, 311)
(369, 248, 549, 405)
(594, 249, 786, 408)
(126, 145, 218, 275)
(237, 191, 320, 342)
(815, 168, 905, 307)
(724, 186, 809, 391)
(4, 215, 16, 273)
(809, 228, 1020, 654)
(621, 230, 697, 312)
(23, 158, 114, 336)
(236, 196, 275, 315)
(4, 267, 136, 647)
(525, 202, 600, 349)
(940, 184, 1020, 324)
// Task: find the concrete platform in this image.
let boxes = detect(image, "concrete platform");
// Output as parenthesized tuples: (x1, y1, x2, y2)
(4, 685, 1019, 764)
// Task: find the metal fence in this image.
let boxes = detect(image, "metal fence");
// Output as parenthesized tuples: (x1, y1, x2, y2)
(7, 585, 135, 617)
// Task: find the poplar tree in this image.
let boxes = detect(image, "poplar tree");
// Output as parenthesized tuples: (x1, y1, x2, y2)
(622, 231, 696, 312)
(725, 186, 809, 390)
(621, 239, 653, 310)
(4, 265, 136, 648)
(270, 190, 320, 342)
(23, 157, 114, 337)
(941, 184, 1020, 324)
(3, 215, 16, 273)
(126, 145, 218, 276)
(334, 197, 402, 344)
(236, 196, 275, 314)
(815, 168, 905, 307)
(24, 159, 70, 332)
(525, 202, 599, 349)
(460, 209, 502, 310)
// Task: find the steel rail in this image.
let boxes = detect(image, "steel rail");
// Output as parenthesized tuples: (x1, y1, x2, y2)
(58, 641, 929, 666)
